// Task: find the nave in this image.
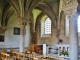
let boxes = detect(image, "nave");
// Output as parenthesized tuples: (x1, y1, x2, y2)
(0, 47, 69, 60)
(0, 0, 80, 60)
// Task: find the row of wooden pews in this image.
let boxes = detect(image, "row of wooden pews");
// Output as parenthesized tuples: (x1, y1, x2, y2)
(10, 47, 38, 60)
(0, 48, 10, 60)
(0, 46, 65, 60)
(10, 47, 28, 60)
(0, 47, 38, 60)
(1, 52, 10, 60)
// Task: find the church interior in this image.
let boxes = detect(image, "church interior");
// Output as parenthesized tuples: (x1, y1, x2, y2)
(0, 0, 80, 60)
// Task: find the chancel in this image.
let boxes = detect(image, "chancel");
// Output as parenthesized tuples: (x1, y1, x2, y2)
(0, 0, 80, 60)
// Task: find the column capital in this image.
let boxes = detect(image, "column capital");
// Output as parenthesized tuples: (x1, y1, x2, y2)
(61, 0, 78, 21)
(62, 0, 78, 9)
(62, 0, 78, 18)
(16, 17, 30, 26)
(62, 5, 78, 21)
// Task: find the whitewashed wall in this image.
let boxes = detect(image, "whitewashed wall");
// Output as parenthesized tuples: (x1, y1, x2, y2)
(0, 14, 31, 48)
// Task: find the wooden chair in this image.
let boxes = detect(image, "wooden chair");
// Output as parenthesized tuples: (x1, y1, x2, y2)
(1, 52, 4, 57)
(58, 57, 64, 60)
(1, 52, 10, 60)
(2, 47, 7, 53)
(26, 51, 31, 58)
(16, 56, 21, 60)
(49, 56, 56, 60)
(33, 57, 38, 60)
(42, 55, 49, 58)
(10, 47, 16, 56)
(1, 52, 4, 60)
(32, 52, 36, 58)
(42, 55, 49, 60)
(6, 54, 10, 60)
(42, 58, 49, 60)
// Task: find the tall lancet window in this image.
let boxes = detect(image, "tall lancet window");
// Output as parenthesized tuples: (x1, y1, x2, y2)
(44, 18, 51, 34)
(78, 15, 80, 32)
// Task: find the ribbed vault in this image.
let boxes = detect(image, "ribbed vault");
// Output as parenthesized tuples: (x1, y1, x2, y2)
(0, 0, 60, 34)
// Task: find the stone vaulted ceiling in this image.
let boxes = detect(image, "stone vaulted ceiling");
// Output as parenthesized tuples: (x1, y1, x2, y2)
(0, 0, 60, 33)
(0, 0, 14, 26)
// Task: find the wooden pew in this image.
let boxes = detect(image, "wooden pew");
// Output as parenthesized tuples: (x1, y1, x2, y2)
(0, 52, 10, 60)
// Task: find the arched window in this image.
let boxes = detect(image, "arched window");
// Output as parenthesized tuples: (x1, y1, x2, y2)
(65, 15, 69, 36)
(44, 18, 51, 34)
(78, 15, 80, 32)
(41, 17, 51, 37)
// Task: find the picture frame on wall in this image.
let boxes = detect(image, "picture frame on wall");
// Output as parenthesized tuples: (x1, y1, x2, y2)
(14, 27, 20, 35)
(0, 35, 4, 42)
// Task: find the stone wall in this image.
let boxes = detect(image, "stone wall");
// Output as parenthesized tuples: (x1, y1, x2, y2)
(0, 15, 31, 48)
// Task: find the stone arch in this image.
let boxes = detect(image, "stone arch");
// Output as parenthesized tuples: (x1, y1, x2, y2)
(36, 4, 57, 28)
(35, 12, 55, 34)
(35, 12, 45, 36)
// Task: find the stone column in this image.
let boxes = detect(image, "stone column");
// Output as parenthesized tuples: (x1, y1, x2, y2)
(20, 25, 25, 52)
(69, 15, 78, 60)
(17, 18, 27, 52)
(62, 1, 78, 59)
(52, 28, 59, 44)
